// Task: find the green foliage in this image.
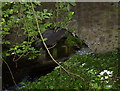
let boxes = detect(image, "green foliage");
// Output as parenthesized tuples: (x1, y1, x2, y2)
(2, 2, 76, 60)
(9, 41, 42, 60)
(20, 50, 119, 90)
(2, 2, 45, 60)
(52, 2, 75, 29)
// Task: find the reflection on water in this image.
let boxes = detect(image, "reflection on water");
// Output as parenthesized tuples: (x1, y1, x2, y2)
(3, 47, 101, 90)
(3, 35, 89, 90)
(76, 47, 93, 55)
(2, 41, 79, 90)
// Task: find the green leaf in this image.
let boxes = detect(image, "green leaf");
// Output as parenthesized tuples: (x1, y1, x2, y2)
(27, 15, 33, 20)
(44, 22, 52, 28)
(34, 2, 41, 6)
(49, 86, 54, 89)
(3, 41, 11, 44)
(44, 15, 50, 19)
(71, 12, 75, 15)
(97, 75, 101, 78)
(9, 9, 13, 14)
(4, 14, 8, 17)
(68, 12, 74, 16)
(43, 9, 48, 13)
(43, 38, 47, 41)
(69, 2, 76, 6)
(16, 49, 22, 53)
(5, 53, 10, 56)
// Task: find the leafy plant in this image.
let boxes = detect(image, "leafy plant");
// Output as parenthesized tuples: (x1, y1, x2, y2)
(2, 2, 76, 61)
(19, 49, 119, 90)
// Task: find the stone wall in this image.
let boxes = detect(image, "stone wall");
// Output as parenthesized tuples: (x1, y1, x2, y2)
(5, 2, 119, 53)
(72, 2, 119, 53)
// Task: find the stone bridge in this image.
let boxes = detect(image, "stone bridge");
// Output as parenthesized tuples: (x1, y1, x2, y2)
(69, 2, 119, 53)
(6, 2, 119, 53)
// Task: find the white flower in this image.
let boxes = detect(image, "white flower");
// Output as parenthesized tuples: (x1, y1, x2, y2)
(81, 63, 85, 66)
(109, 74, 112, 77)
(106, 71, 111, 74)
(101, 77, 104, 80)
(104, 70, 108, 73)
(86, 68, 89, 71)
(106, 81, 109, 83)
(100, 71, 105, 76)
(105, 76, 109, 79)
(100, 70, 113, 76)
(106, 85, 112, 88)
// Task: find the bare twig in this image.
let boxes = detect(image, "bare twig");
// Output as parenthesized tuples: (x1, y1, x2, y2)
(31, 2, 84, 81)
(48, 43, 57, 49)
(2, 58, 19, 88)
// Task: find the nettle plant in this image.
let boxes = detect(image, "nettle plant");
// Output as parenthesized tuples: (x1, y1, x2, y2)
(2, 2, 76, 60)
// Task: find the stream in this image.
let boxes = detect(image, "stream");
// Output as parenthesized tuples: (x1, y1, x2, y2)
(2, 46, 92, 91)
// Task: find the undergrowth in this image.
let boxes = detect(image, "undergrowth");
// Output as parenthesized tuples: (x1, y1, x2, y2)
(19, 50, 119, 90)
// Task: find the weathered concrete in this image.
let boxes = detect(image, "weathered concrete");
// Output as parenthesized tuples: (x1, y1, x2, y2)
(72, 2, 119, 53)
(41, 2, 119, 53)
(5, 2, 119, 53)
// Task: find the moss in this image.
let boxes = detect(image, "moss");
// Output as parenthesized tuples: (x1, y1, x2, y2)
(65, 35, 84, 48)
